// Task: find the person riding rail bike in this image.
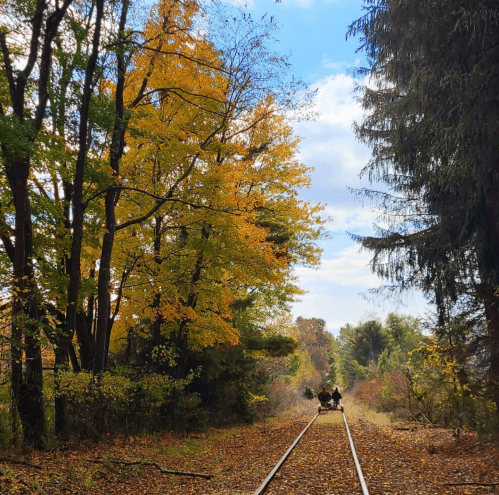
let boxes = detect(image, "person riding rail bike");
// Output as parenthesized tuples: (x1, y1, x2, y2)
(317, 387, 332, 408)
(332, 387, 342, 408)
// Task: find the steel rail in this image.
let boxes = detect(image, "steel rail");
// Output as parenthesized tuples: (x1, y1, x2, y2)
(253, 410, 370, 495)
(253, 413, 320, 495)
(342, 412, 370, 495)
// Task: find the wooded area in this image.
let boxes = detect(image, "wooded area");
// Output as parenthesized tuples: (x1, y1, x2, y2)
(0, 0, 325, 447)
(346, 0, 499, 433)
(1, 0, 498, 454)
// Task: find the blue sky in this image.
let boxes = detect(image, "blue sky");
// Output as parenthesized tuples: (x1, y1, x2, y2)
(230, 0, 432, 334)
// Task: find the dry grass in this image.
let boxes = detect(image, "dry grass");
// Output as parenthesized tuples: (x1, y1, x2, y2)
(316, 411, 343, 424)
(255, 383, 317, 422)
(340, 393, 393, 426)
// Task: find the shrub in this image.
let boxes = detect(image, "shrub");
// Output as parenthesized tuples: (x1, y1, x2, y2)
(303, 385, 315, 400)
(169, 394, 211, 433)
(51, 369, 191, 438)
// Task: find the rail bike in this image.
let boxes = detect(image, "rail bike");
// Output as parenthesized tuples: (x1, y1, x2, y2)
(318, 398, 344, 414)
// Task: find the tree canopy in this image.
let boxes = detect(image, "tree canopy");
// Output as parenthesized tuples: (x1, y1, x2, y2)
(348, 0, 499, 417)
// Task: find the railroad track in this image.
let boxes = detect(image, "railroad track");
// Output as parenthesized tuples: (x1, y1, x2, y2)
(253, 411, 369, 495)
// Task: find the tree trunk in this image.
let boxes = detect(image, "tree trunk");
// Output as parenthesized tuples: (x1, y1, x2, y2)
(93, 0, 129, 374)
(54, 347, 69, 439)
(490, 319, 499, 416)
(5, 158, 46, 448)
(477, 281, 499, 416)
(151, 216, 164, 348)
(76, 309, 94, 370)
(172, 226, 210, 380)
(65, 0, 104, 368)
(94, 192, 117, 374)
(478, 165, 499, 417)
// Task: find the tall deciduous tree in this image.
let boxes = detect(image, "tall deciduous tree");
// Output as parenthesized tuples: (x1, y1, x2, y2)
(1, 0, 77, 446)
(295, 317, 333, 378)
(106, 9, 322, 381)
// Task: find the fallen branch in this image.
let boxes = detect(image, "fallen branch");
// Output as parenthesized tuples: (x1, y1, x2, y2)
(0, 457, 42, 469)
(410, 411, 434, 425)
(444, 481, 499, 487)
(87, 459, 211, 479)
(422, 415, 433, 425)
(429, 430, 447, 439)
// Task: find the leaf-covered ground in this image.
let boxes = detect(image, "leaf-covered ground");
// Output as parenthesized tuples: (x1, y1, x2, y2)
(1, 406, 498, 494)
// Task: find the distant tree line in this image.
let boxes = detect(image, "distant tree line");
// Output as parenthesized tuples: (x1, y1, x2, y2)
(336, 313, 494, 432)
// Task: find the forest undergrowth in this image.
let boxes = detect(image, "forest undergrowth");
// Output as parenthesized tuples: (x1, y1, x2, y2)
(1, 393, 498, 495)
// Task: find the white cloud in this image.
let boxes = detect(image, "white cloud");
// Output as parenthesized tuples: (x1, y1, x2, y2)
(275, 0, 339, 7)
(323, 204, 382, 232)
(322, 57, 361, 72)
(294, 73, 373, 189)
(216, 0, 255, 7)
(291, 290, 383, 336)
(294, 244, 378, 288)
(291, 270, 430, 335)
(313, 73, 364, 126)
